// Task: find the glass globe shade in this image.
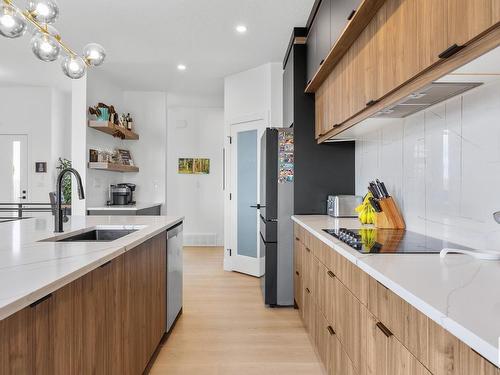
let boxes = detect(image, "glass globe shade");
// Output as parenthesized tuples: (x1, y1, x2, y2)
(61, 55, 86, 79)
(0, 5, 27, 38)
(83, 43, 106, 66)
(26, 0, 59, 24)
(30, 26, 61, 62)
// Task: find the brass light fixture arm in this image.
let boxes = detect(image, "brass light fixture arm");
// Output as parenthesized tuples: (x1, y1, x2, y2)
(2, 0, 90, 66)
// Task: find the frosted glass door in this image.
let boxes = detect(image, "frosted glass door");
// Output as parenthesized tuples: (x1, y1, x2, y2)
(237, 130, 258, 257)
(230, 120, 264, 277)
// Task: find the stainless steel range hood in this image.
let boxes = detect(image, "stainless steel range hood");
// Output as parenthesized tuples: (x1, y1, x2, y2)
(372, 82, 482, 118)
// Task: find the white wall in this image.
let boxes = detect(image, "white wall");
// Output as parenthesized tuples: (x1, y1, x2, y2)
(223, 62, 283, 269)
(355, 78, 500, 250)
(166, 93, 224, 246)
(123, 91, 167, 205)
(0, 86, 71, 203)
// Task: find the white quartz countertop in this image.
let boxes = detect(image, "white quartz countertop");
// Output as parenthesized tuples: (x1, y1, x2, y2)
(86, 202, 162, 211)
(0, 215, 183, 321)
(292, 215, 500, 367)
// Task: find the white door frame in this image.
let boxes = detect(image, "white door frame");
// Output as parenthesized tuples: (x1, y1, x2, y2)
(0, 134, 29, 204)
(224, 112, 269, 275)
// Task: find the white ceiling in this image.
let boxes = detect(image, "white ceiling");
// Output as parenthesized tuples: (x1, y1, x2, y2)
(0, 0, 314, 94)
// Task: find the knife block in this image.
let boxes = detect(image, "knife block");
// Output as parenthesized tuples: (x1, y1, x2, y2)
(375, 197, 405, 229)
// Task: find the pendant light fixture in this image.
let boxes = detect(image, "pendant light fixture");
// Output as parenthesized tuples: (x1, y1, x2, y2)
(0, 0, 106, 79)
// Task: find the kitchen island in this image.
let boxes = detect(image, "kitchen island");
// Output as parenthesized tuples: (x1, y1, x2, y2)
(0, 215, 183, 374)
(292, 215, 500, 374)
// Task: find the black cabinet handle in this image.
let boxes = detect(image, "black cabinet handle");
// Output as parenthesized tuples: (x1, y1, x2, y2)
(366, 99, 379, 107)
(296, 271, 300, 276)
(320, 59, 325, 66)
(250, 204, 264, 209)
(307, 80, 312, 86)
(306, 247, 311, 252)
(29, 293, 53, 308)
(347, 9, 356, 21)
(305, 287, 311, 294)
(327, 326, 335, 335)
(332, 123, 341, 128)
(327, 270, 335, 279)
(295, 237, 300, 241)
(376, 322, 393, 338)
(438, 44, 465, 59)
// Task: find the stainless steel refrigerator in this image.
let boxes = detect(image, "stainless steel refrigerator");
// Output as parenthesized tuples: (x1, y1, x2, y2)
(258, 128, 294, 307)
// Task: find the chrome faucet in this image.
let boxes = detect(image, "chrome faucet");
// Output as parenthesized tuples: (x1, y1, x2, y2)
(54, 168, 85, 233)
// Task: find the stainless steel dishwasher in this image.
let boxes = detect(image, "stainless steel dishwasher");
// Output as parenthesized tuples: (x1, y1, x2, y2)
(166, 222, 183, 332)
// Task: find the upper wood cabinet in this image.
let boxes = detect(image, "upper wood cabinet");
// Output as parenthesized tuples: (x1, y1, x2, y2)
(448, 0, 494, 47)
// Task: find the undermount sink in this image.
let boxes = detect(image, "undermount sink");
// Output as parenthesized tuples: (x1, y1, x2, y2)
(40, 225, 145, 242)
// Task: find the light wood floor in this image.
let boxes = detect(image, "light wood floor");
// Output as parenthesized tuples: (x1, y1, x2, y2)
(149, 247, 323, 375)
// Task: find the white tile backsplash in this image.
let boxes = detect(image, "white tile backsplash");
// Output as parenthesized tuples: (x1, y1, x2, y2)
(355, 78, 500, 250)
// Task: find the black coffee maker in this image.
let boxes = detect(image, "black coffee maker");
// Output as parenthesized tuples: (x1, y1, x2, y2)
(108, 183, 136, 206)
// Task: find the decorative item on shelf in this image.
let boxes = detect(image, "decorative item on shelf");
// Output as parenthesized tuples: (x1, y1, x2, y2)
(89, 149, 98, 162)
(0, 0, 106, 79)
(365, 179, 405, 229)
(117, 149, 133, 166)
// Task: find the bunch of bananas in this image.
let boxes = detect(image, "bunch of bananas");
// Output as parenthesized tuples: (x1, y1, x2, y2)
(355, 193, 376, 225)
(359, 228, 377, 249)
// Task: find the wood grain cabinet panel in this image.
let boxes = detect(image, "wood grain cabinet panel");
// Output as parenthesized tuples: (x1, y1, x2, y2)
(294, 234, 303, 308)
(428, 319, 499, 375)
(368, 277, 429, 366)
(315, 306, 330, 371)
(416, 0, 447, 70)
(494, 0, 500, 24)
(324, 265, 337, 330)
(334, 279, 366, 373)
(448, 0, 494, 47)
(315, 83, 326, 138)
(0, 305, 31, 374)
(329, 328, 359, 375)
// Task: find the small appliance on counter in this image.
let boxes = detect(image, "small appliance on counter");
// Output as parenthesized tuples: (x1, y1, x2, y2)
(107, 183, 136, 206)
(327, 195, 363, 218)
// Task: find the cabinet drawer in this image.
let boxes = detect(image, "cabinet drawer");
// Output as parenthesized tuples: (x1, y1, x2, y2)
(368, 277, 429, 366)
(303, 286, 316, 342)
(326, 249, 369, 306)
(315, 306, 330, 371)
(294, 272, 302, 310)
(329, 328, 359, 375)
(366, 311, 431, 375)
(334, 280, 366, 373)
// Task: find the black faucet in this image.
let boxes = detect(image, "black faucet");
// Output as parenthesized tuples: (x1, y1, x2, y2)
(54, 168, 85, 233)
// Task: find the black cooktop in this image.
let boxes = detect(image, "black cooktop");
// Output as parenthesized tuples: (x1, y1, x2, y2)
(323, 228, 471, 254)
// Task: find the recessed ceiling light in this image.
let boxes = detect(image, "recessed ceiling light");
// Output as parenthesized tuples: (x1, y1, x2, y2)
(236, 25, 247, 34)
(177, 64, 186, 71)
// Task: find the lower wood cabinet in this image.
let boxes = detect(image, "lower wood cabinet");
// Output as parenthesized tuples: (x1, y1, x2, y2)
(294, 224, 499, 375)
(0, 231, 167, 375)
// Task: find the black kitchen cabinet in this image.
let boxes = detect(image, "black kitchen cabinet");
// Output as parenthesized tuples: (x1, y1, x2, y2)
(316, 0, 331, 66)
(306, 21, 317, 84)
(283, 49, 294, 127)
(306, 0, 361, 85)
(331, 0, 360, 45)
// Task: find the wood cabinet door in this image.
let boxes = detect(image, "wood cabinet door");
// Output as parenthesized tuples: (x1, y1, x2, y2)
(0, 306, 31, 374)
(494, 0, 500, 24)
(448, 0, 494, 47)
(381, 0, 420, 96)
(303, 284, 316, 339)
(293, 234, 303, 308)
(329, 328, 358, 375)
(315, 261, 328, 314)
(315, 83, 326, 138)
(365, 312, 389, 375)
(416, 0, 447, 70)
(334, 280, 366, 373)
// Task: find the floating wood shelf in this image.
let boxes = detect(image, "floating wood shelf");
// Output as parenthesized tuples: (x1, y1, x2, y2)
(88, 162, 139, 173)
(305, 0, 386, 93)
(88, 121, 139, 140)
